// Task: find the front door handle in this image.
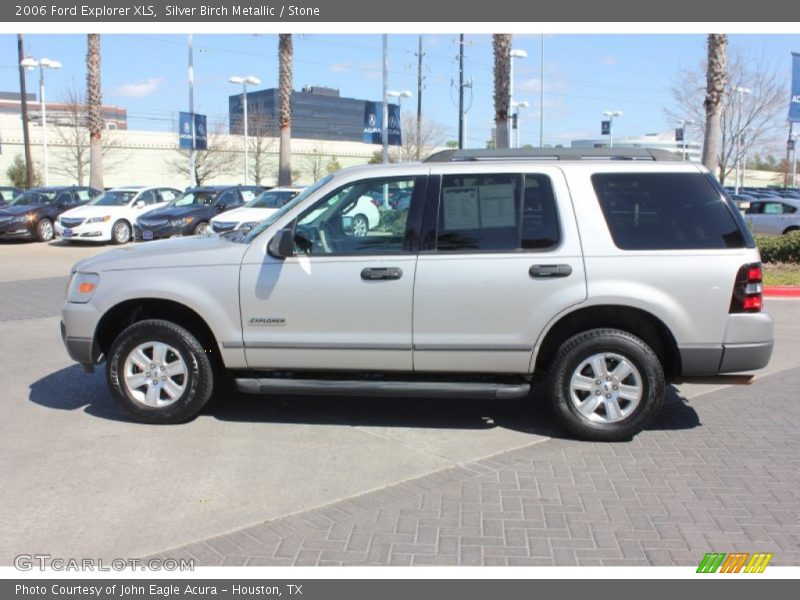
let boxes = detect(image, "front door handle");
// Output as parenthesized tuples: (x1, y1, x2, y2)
(361, 267, 403, 281)
(529, 264, 572, 278)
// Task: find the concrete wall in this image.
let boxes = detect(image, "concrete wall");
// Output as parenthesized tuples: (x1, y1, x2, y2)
(0, 114, 380, 189)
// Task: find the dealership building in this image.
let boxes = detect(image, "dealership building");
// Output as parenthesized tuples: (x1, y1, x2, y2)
(571, 132, 701, 162)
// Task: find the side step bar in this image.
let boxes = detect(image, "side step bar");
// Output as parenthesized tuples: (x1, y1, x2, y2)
(234, 378, 531, 400)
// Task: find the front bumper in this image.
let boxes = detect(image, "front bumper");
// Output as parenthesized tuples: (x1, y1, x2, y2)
(133, 222, 194, 241)
(0, 223, 35, 239)
(55, 220, 112, 242)
(61, 300, 104, 373)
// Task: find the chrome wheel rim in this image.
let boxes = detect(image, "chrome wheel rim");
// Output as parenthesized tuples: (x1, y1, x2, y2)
(352, 215, 368, 237)
(569, 352, 642, 424)
(115, 222, 130, 243)
(196, 223, 209, 236)
(123, 341, 188, 408)
(39, 220, 53, 240)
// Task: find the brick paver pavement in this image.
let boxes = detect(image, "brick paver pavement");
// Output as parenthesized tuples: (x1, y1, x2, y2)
(151, 367, 800, 566)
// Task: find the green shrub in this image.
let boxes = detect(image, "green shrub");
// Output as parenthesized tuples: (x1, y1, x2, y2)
(756, 232, 800, 264)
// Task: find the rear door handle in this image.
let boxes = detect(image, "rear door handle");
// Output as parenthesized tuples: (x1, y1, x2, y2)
(361, 267, 403, 281)
(529, 264, 572, 278)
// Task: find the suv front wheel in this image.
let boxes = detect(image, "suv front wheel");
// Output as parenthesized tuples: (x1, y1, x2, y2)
(107, 319, 214, 423)
(546, 328, 664, 441)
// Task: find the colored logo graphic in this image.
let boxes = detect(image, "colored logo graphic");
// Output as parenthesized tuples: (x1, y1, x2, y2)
(696, 552, 773, 573)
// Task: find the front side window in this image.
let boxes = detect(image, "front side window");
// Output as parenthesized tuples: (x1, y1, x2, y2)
(435, 173, 560, 252)
(592, 173, 746, 250)
(293, 177, 415, 255)
(91, 191, 137, 207)
(173, 191, 217, 207)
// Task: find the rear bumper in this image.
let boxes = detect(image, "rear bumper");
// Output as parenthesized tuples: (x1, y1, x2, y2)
(678, 312, 774, 375)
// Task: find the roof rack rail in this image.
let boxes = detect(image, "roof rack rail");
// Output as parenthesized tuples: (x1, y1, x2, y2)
(424, 147, 679, 163)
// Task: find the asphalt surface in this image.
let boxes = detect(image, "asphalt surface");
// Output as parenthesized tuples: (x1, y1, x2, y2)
(1, 240, 798, 566)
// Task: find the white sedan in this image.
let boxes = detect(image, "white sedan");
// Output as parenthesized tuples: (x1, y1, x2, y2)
(56, 186, 181, 244)
(210, 187, 304, 234)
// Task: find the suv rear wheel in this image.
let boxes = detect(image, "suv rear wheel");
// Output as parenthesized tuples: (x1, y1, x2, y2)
(107, 319, 214, 423)
(545, 328, 664, 441)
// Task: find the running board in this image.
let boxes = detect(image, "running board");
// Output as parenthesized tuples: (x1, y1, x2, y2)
(234, 378, 531, 400)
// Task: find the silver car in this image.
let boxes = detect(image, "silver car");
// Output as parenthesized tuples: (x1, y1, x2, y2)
(60, 148, 773, 441)
(744, 197, 800, 235)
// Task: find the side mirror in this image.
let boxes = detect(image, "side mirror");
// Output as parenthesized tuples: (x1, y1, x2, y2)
(342, 215, 354, 236)
(215, 202, 226, 212)
(267, 228, 294, 259)
(135, 200, 146, 209)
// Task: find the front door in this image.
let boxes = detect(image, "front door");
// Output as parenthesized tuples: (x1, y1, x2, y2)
(239, 175, 425, 371)
(412, 168, 587, 374)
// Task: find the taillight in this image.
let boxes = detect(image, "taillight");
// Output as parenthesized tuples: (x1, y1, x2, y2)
(730, 262, 763, 313)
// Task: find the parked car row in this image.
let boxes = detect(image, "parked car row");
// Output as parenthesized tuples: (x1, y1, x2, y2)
(0, 182, 393, 245)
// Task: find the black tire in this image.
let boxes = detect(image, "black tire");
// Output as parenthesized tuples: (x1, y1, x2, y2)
(193, 221, 209, 236)
(111, 219, 131, 245)
(545, 328, 664, 442)
(783, 227, 799, 235)
(107, 319, 214, 424)
(36, 218, 54, 242)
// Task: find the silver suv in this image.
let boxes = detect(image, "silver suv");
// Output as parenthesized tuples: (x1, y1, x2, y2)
(60, 148, 774, 441)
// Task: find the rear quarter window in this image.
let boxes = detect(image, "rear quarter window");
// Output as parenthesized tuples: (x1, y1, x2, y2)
(591, 173, 746, 250)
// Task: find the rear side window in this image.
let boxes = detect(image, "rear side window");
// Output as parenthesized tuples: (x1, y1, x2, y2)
(436, 173, 559, 252)
(591, 173, 746, 250)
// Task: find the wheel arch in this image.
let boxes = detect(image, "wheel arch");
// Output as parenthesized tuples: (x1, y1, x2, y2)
(532, 304, 681, 381)
(94, 298, 223, 369)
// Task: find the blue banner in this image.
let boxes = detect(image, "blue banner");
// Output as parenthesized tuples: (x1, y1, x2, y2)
(194, 113, 207, 150)
(363, 101, 401, 146)
(790, 53, 800, 123)
(179, 111, 193, 149)
(601, 120, 610, 135)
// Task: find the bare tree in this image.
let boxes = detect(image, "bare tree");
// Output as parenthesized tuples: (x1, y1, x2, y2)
(702, 34, 727, 175)
(168, 122, 238, 186)
(493, 34, 512, 149)
(667, 44, 786, 183)
(278, 34, 293, 186)
(394, 113, 445, 162)
(51, 84, 123, 185)
(302, 146, 326, 182)
(248, 111, 276, 186)
(86, 33, 103, 190)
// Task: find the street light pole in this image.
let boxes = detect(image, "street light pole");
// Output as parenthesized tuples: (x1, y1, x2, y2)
(21, 56, 61, 187)
(188, 34, 196, 187)
(793, 134, 798, 189)
(539, 34, 544, 147)
(603, 110, 622, 149)
(229, 76, 261, 185)
(678, 119, 695, 161)
(734, 86, 752, 195)
(512, 100, 529, 148)
(381, 34, 389, 164)
(509, 48, 527, 148)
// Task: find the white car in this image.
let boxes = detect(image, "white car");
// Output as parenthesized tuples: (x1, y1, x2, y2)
(210, 187, 303, 234)
(56, 186, 181, 244)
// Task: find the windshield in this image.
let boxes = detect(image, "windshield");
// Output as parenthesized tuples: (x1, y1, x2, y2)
(243, 176, 332, 243)
(246, 190, 300, 209)
(11, 190, 57, 205)
(172, 191, 218, 207)
(91, 190, 138, 207)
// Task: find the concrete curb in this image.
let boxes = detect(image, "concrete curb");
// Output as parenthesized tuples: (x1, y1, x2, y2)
(764, 286, 800, 298)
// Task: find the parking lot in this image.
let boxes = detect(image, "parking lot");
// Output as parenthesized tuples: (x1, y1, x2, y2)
(2, 239, 799, 566)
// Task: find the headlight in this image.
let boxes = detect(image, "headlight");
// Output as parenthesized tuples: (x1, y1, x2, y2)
(67, 272, 100, 304)
(86, 215, 111, 224)
(240, 221, 258, 230)
(170, 217, 193, 227)
(12, 214, 31, 224)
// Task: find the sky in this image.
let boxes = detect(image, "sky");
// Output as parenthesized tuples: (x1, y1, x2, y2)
(0, 33, 798, 153)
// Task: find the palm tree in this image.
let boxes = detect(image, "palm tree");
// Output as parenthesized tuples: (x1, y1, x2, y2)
(701, 34, 727, 177)
(87, 33, 103, 189)
(493, 34, 512, 149)
(278, 34, 293, 186)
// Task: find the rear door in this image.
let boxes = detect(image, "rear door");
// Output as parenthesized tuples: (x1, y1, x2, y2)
(412, 167, 587, 374)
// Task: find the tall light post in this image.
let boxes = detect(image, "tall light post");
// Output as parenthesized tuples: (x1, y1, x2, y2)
(229, 75, 261, 185)
(382, 90, 411, 208)
(741, 127, 755, 190)
(512, 100, 529, 148)
(734, 86, 752, 195)
(20, 56, 62, 186)
(539, 34, 544, 148)
(509, 48, 527, 148)
(381, 34, 389, 164)
(792, 133, 798, 189)
(603, 110, 623, 149)
(678, 118, 695, 161)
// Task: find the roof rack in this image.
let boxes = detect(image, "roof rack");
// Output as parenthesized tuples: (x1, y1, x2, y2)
(424, 147, 679, 163)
